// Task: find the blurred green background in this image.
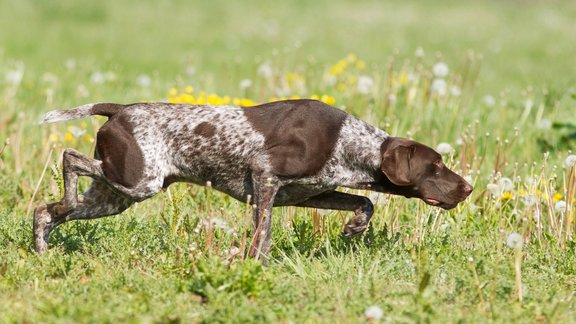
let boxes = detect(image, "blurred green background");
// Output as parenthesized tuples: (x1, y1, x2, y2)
(1, 0, 575, 96)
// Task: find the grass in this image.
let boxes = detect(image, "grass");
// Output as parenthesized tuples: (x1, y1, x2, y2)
(1, 0, 576, 322)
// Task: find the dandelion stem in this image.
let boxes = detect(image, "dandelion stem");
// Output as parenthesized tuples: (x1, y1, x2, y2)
(25, 147, 53, 219)
(469, 259, 486, 311)
(514, 248, 523, 303)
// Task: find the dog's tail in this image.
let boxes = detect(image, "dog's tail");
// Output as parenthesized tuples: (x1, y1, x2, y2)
(39, 103, 125, 124)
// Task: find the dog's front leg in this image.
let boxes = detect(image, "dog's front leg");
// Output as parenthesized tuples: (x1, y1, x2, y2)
(248, 174, 280, 262)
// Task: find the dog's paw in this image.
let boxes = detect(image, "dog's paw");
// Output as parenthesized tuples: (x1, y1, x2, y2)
(343, 210, 369, 237)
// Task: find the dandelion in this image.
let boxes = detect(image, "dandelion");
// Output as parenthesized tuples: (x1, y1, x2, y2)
(564, 154, 576, 168)
(536, 118, 552, 129)
(506, 232, 524, 303)
(436, 142, 454, 155)
(364, 305, 384, 321)
(521, 194, 537, 207)
(450, 85, 461, 97)
(506, 232, 523, 249)
(5, 68, 24, 85)
(320, 95, 336, 105)
(501, 192, 513, 200)
(257, 62, 273, 79)
(555, 200, 567, 213)
(415, 47, 425, 58)
(77, 84, 90, 98)
(430, 78, 447, 96)
(185, 64, 196, 76)
(68, 126, 86, 138)
(432, 62, 449, 78)
(90, 71, 106, 84)
(357, 76, 374, 94)
(239, 79, 252, 90)
(483, 95, 495, 107)
(498, 177, 514, 193)
(65, 58, 77, 70)
(136, 74, 151, 88)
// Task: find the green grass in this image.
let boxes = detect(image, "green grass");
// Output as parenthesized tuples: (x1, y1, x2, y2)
(1, 0, 576, 322)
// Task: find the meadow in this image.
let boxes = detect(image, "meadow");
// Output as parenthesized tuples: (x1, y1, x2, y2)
(1, 0, 575, 322)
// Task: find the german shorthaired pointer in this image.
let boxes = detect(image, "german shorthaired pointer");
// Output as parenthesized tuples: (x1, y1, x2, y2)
(34, 99, 472, 259)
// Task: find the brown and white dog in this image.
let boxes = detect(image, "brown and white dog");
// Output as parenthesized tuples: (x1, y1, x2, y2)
(34, 99, 472, 259)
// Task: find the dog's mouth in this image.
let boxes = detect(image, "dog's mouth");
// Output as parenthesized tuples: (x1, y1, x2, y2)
(424, 198, 457, 210)
(425, 198, 441, 206)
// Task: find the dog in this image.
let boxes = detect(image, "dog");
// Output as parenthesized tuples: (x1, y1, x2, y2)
(34, 99, 473, 259)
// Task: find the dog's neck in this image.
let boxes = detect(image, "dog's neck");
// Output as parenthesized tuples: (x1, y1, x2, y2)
(325, 116, 388, 188)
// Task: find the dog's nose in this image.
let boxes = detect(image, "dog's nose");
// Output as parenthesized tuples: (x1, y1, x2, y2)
(463, 183, 473, 195)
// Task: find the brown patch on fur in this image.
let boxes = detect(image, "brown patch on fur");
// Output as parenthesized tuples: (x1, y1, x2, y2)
(193, 122, 216, 138)
(96, 113, 144, 188)
(91, 103, 126, 117)
(244, 99, 347, 177)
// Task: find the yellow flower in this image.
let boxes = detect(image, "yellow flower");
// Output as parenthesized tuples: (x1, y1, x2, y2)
(169, 88, 178, 96)
(553, 193, 563, 202)
(207, 94, 223, 105)
(83, 134, 94, 144)
(501, 192, 513, 200)
(355, 60, 366, 70)
(48, 133, 59, 143)
(330, 61, 347, 76)
(336, 82, 347, 93)
(239, 98, 256, 106)
(64, 132, 76, 144)
(310, 94, 320, 100)
(185, 86, 194, 94)
(320, 95, 336, 105)
(347, 75, 357, 85)
(346, 53, 357, 63)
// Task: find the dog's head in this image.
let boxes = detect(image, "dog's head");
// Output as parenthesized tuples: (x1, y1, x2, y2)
(380, 137, 473, 209)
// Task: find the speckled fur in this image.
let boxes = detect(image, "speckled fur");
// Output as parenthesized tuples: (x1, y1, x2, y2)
(34, 100, 470, 258)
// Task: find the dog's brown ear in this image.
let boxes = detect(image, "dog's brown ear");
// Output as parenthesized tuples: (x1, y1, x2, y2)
(381, 139, 414, 186)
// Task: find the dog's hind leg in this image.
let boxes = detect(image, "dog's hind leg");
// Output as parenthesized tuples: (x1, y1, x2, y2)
(294, 191, 374, 237)
(54, 148, 161, 216)
(34, 180, 133, 253)
(53, 148, 106, 216)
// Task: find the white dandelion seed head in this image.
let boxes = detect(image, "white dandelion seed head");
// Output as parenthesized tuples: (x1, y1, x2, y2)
(555, 200, 567, 213)
(436, 142, 454, 155)
(431, 78, 447, 96)
(77, 84, 90, 98)
(239, 79, 253, 90)
(5, 69, 24, 85)
(432, 62, 449, 78)
(415, 47, 425, 58)
(364, 305, 384, 320)
(506, 232, 523, 249)
(357, 76, 374, 94)
(136, 74, 151, 88)
(257, 62, 273, 79)
(564, 154, 576, 168)
(521, 194, 537, 207)
(486, 183, 499, 196)
(537, 118, 552, 130)
(185, 64, 196, 76)
(450, 85, 461, 97)
(65, 58, 77, 70)
(483, 95, 495, 107)
(498, 177, 514, 193)
(90, 71, 106, 84)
